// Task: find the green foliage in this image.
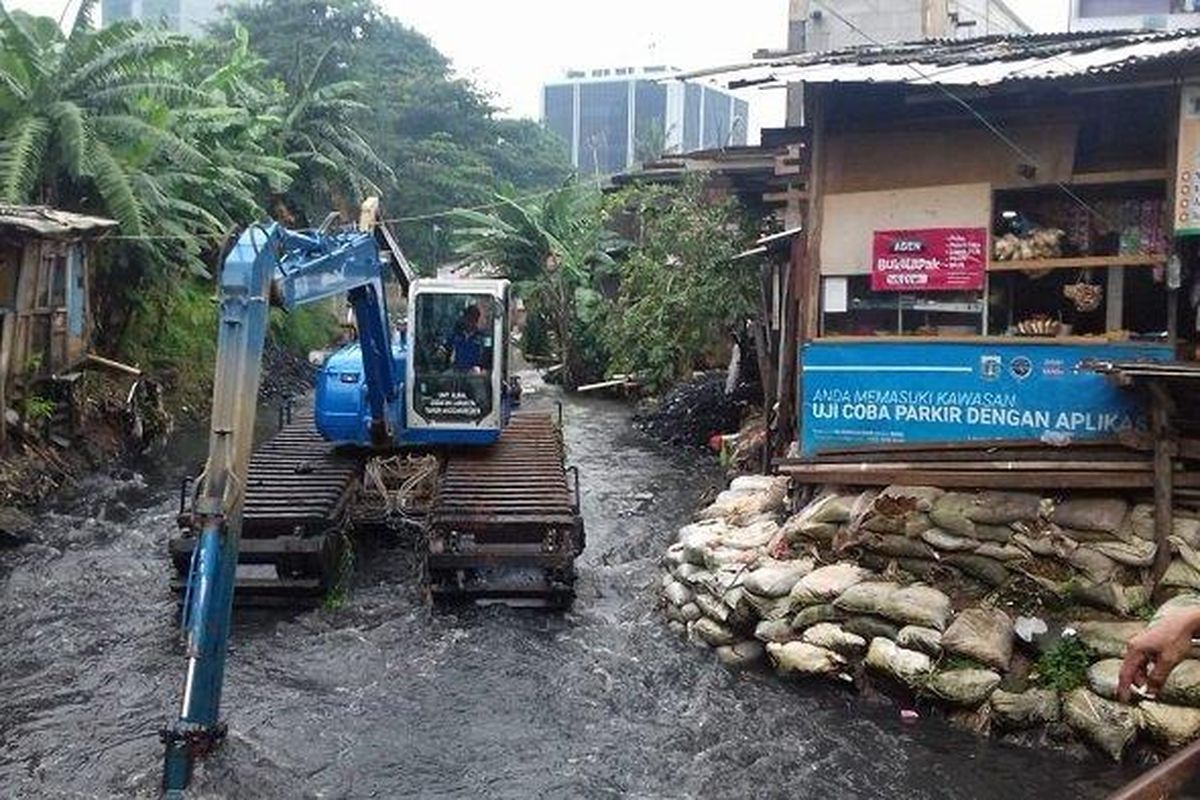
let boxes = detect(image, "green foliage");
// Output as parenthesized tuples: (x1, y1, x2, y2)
(1032, 636, 1094, 692)
(117, 279, 217, 408)
(269, 303, 341, 356)
(450, 182, 620, 387)
(22, 394, 54, 422)
(600, 178, 757, 391)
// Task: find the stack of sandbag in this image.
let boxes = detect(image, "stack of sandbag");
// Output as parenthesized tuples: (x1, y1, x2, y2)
(661, 476, 1200, 761)
(781, 487, 1165, 616)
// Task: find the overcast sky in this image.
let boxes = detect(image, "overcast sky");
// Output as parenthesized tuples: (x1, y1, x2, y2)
(13, 0, 1071, 136)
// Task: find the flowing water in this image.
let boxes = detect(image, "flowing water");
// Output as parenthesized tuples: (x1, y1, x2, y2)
(0, 384, 1146, 799)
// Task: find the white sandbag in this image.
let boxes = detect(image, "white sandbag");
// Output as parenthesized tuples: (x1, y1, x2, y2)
(767, 641, 845, 677)
(1139, 701, 1200, 747)
(990, 689, 1060, 729)
(897, 625, 943, 657)
(875, 584, 953, 632)
(921, 528, 979, 553)
(755, 618, 801, 644)
(742, 559, 815, 598)
(720, 520, 781, 550)
(864, 637, 932, 686)
(833, 581, 901, 617)
(663, 580, 694, 608)
(926, 669, 1001, 706)
(801, 623, 867, 658)
(788, 563, 870, 607)
(1073, 621, 1146, 658)
(1092, 538, 1156, 568)
(941, 608, 1014, 671)
(1063, 688, 1137, 761)
(1086, 659, 1121, 700)
(691, 617, 737, 647)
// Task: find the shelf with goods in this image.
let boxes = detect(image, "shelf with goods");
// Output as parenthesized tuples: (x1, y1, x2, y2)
(988, 178, 1172, 339)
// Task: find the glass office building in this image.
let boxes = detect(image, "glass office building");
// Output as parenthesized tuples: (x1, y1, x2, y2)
(101, 0, 220, 35)
(542, 67, 750, 175)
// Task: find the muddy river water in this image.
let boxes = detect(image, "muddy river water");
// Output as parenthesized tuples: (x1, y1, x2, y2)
(0, 384, 1146, 798)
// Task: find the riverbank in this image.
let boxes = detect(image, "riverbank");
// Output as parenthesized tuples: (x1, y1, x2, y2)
(660, 477, 1200, 768)
(0, 341, 316, 515)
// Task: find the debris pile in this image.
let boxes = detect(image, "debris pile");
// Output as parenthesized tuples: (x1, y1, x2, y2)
(635, 371, 759, 448)
(660, 479, 1200, 760)
(259, 342, 318, 400)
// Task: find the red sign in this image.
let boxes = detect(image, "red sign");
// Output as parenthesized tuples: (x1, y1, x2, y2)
(871, 227, 987, 292)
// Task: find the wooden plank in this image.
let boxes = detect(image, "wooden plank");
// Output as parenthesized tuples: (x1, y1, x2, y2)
(1151, 381, 1176, 589)
(988, 254, 1166, 272)
(776, 465, 1200, 490)
(794, 436, 1127, 458)
(1069, 168, 1169, 186)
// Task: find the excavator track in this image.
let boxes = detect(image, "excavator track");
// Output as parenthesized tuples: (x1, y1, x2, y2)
(428, 411, 584, 608)
(170, 409, 363, 604)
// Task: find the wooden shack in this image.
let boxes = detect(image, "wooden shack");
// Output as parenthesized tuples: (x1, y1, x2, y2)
(0, 206, 117, 443)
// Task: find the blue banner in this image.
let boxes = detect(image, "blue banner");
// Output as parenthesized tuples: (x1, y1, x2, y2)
(799, 340, 1170, 456)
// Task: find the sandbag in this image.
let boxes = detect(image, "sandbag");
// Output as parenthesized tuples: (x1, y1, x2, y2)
(1063, 688, 1138, 761)
(941, 608, 1014, 671)
(926, 669, 1001, 706)
(1067, 546, 1119, 584)
(691, 617, 737, 647)
(875, 584, 953, 631)
(795, 492, 855, 525)
(703, 546, 758, 571)
(802, 623, 867, 658)
(792, 604, 843, 630)
(664, 603, 687, 624)
(930, 493, 977, 537)
(897, 625, 943, 657)
(833, 581, 901, 616)
(664, 543, 687, 567)
(698, 479, 787, 524)
(973, 543, 1028, 563)
(1153, 594, 1200, 626)
(843, 615, 901, 642)
(968, 492, 1042, 525)
(1051, 498, 1128, 535)
(865, 535, 937, 561)
(678, 602, 703, 623)
(865, 637, 932, 685)
(694, 592, 732, 624)
(674, 563, 712, 587)
(921, 528, 979, 553)
(1139, 700, 1200, 747)
(1086, 659, 1121, 700)
(1165, 560, 1200, 592)
(973, 523, 1017, 543)
(767, 641, 845, 677)
(720, 520, 780, 550)
(1012, 532, 1055, 557)
(990, 688, 1060, 729)
(879, 484, 945, 512)
(1072, 582, 1147, 617)
(1092, 538, 1156, 568)
(739, 589, 789, 620)
(664, 580, 694, 608)
(1073, 621, 1146, 659)
(789, 563, 870, 607)
(742, 560, 814, 598)
(715, 640, 765, 669)
(863, 515, 908, 536)
(730, 475, 787, 494)
(781, 518, 839, 543)
(755, 618, 801, 644)
(944, 553, 1010, 587)
(1162, 661, 1200, 707)
(904, 514, 935, 538)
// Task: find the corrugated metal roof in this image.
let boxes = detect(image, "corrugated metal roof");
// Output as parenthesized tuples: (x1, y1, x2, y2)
(0, 205, 117, 237)
(678, 29, 1200, 90)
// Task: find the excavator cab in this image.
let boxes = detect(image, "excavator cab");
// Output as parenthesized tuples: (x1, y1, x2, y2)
(404, 279, 512, 446)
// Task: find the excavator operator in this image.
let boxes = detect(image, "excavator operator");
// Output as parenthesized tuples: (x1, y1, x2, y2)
(445, 305, 485, 373)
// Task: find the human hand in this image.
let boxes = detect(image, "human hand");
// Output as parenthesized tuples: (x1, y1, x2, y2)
(1118, 609, 1200, 702)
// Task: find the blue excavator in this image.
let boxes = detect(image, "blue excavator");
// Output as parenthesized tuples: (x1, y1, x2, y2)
(161, 201, 584, 794)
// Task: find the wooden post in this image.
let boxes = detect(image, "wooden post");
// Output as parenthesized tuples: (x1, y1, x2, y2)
(0, 312, 10, 450)
(1150, 380, 1176, 591)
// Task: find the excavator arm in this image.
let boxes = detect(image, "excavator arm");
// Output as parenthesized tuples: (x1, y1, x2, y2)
(161, 215, 398, 795)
